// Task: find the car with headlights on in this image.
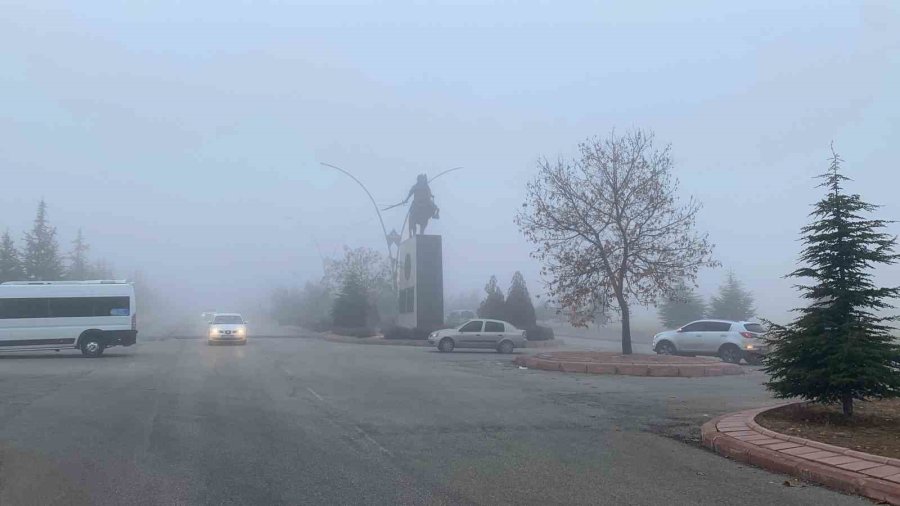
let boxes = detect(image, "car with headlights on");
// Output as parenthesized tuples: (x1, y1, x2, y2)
(652, 320, 767, 364)
(427, 319, 526, 353)
(208, 313, 248, 345)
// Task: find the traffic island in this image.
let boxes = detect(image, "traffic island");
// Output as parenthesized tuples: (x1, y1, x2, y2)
(324, 333, 564, 348)
(512, 351, 743, 377)
(702, 403, 900, 505)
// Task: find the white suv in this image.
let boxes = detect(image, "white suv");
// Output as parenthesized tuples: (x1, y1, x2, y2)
(652, 320, 767, 365)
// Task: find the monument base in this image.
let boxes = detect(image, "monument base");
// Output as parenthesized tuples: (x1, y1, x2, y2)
(397, 235, 444, 330)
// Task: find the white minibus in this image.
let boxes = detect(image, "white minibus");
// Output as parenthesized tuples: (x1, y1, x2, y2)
(0, 280, 137, 357)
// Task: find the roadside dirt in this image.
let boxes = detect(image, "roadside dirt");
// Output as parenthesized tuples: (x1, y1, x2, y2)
(756, 399, 900, 459)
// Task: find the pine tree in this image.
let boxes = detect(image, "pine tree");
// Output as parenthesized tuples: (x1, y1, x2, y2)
(331, 272, 369, 328)
(658, 283, 707, 328)
(91, 259, 114, 280)
(0, 230, 24, 283)
(765, 149, 900, 417)
(478, 275, 506, 320)
(708, 271, 755, 321)
(505, 272, 537, 329)
(66, 228, 91, 280)
(22, 200, 64, 281)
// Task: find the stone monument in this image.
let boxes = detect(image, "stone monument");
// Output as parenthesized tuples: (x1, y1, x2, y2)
(390, 174, 444, 329)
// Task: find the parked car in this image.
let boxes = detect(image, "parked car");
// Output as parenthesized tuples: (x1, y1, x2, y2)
(428, 318, 526, 353)
(208, 313, 248, 345)
(445, 309, 477, 328)
(652, 320, 767, 364)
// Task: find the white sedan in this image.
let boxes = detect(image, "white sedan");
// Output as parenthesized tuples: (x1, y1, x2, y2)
(428, 319, 527, 353)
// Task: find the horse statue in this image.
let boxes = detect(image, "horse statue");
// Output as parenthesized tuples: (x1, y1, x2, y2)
(385, 174, 440, 238)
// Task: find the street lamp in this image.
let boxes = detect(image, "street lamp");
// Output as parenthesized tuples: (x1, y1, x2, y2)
(319, 162, 399, 291)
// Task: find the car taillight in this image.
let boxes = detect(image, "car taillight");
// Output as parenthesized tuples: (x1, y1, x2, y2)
(740, 332, 754, 339)
(132, 313, 137, 331)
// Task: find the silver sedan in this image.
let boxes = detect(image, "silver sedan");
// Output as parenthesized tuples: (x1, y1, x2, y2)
(428, 319, 527, 353)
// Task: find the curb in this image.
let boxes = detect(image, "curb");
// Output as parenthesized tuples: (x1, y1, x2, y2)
(323, 334, 431, 346)
(523, 339, 565, 348)
(702, 404, 900, 505)
(324, 333, 564, 349)
(512, 355, 743, 377)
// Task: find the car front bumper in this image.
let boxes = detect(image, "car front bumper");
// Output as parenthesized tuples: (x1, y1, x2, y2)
(208, 335, 247, 343)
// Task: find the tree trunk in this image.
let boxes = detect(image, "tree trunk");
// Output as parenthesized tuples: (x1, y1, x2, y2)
(841, 394, 853, 417)
(618, 295, 633, 355)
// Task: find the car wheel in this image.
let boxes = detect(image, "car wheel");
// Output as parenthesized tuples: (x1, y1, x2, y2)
(81, 336, 105, 358)
(656, 341, 676, 355)
(719, 344, 742, 364)
(497, 340, 514, 354)
(438, 338, 455, 353)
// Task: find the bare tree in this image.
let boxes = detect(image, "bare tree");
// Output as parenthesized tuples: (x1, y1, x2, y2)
(516, 129, 717, 354)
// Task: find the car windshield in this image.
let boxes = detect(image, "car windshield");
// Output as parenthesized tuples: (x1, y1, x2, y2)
(213, 315, 243, 324)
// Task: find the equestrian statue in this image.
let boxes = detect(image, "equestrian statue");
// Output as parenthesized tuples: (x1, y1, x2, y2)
(384, 174, 440, 238)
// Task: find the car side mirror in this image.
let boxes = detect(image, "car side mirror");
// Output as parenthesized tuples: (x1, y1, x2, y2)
(677, 328, 684, 333)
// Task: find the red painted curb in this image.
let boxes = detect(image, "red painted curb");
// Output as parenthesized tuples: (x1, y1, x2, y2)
(702, 405, 900, 505)
(511, 354, 742, 377)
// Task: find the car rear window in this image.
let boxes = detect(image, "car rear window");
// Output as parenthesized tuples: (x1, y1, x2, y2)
(484, 321, 504, 332)
(744, 323, 765, 333)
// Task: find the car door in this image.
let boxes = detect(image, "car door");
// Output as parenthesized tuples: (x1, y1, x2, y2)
(676, 321, 706, 352)
(456, 320, 484, 347)
(483, 320, 506, 348)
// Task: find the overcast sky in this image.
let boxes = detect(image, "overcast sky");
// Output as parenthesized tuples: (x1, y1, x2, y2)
(2, 0, 898, 324)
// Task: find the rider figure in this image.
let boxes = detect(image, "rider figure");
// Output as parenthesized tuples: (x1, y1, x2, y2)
(405, 174, 439, 236)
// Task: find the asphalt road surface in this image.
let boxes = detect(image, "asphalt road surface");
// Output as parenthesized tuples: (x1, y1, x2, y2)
(0, 336, 866, 505)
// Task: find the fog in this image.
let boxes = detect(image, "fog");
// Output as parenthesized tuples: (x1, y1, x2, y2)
(2, 1, 899, 330)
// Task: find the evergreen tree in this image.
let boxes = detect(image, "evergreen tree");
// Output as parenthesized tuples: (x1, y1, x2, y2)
(478, 275, 506, 320)
(331, 272, 369, 328)
(658, 283, 707, 328)
(91, 259, 114, 280)
(708, 271, 755, 321)
(0, 230, 24, 283)
(765, 149, 900, 417)
(66, 228, 91, 280)
(505, 272, 537, 329)
(22, 200, 64, 280)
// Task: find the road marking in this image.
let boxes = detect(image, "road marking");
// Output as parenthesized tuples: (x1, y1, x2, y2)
(354, 425, 393, 456)
(306, 387, 324, 401)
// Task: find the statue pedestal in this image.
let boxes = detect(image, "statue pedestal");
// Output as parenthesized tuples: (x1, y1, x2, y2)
(397, 235, 444, 330)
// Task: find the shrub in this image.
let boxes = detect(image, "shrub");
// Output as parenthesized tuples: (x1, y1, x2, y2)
(332, 327, 377, 338)
(383, 325, 413, 340)
(524, 325, 555, 341)
(382, 325, 438, 340)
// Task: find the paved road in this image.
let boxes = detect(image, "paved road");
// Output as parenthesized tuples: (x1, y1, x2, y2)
(0, 336, 865, 505)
